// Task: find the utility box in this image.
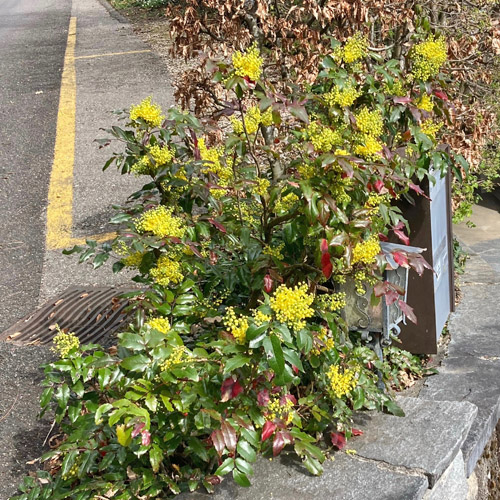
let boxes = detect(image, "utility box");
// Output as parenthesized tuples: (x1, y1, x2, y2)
(397, 171, 455, 354)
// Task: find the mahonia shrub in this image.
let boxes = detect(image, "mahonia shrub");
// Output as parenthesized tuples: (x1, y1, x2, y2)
(13, 34, 461, 499)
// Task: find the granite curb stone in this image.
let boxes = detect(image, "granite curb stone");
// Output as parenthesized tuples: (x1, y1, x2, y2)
(178, 452, 429, 500)
(350, 397, 477, 487)
(422, 451, 468, 500)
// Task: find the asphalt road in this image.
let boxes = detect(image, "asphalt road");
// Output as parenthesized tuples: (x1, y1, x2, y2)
(0, 0, 72, 334)
(0, 0, 174, 496)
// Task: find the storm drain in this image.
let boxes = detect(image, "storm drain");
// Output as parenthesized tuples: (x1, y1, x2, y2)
(0, 286, 139, 346)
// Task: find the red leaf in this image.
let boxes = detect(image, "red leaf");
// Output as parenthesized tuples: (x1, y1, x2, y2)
(407, 253, 433, 276)
(187, 243, 203, 258)
(221, 420, 237, 453)
(131, 422, 145, 438)
(385, 289, 400, 306)
(351, 428, 363, 436)
(398, 300, 417, 324)
(292, 365, 299, 374)
(378, 232, 389, 242)
(257, 389, 270, 407)
(282, 394, 297, 405)
(321, 252, 332, 279)
(374, 180, 384, 193)
(261, 421, 277, 442)
(402, 130, 412, 141)
(208, 218, 227, 233)
(393, 251, 409, 268)
(211, 429, 225, 457)
(232, 380, 244, 399)
(409, 183, 430, 200)
(330, 431, 347, 450)
(141, 430, 151, 446)
(221, 377, 239, 402)
(320, 238, 329, 254)
(264, 274, 273, 293)
(273, 432, 285, 456)
(374, 281, 390, 297)
(393, 228, 410, 246)
(210, 251, 218, 265)
(393, 96, 412, 104)
(433, 90, 448, 101)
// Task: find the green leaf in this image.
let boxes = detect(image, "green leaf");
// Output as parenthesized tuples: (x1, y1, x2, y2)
(121, 354, 150, 372)
(233, 468, 251, 487)
(296, 330, 313, 354)
(223, 355, 251, 374)
(302, 455, 324, 476)
(235, 457, 253, 476)
(289, 104, 309, 124)
(267, 334, 285, 375)
(116, 424, 132, 447)
(385, 399, 405, 417)
(40, 387, 53, 408)
(118, 332, 145, 351)
(61, 450, 78, 477)
(149, 444, 163, 473)
(95, 403, 113, 424)
(187, 437, 210, 462)
(145, 394, 158, 412)
(171, 365, 200, 382)
(78, 450, 98, 477)
(214, 457, 235, 476)
(237, 439, 257, 463)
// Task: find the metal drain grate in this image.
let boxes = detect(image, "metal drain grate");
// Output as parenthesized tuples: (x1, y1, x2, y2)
(0, 286, 138, 346)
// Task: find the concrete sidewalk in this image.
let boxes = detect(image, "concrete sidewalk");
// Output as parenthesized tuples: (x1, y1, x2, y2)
(0, 1, 174, 497)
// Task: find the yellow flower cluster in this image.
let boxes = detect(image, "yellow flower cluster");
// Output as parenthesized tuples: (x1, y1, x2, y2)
(149, 144, 174, 166)
(252, 177, 270, 197)
(52, 325, 80, 358)
(131, 156, 153, 176)
(150, 254, 183, 287)
(306, 122, 342, 152)
(263, 242, 284, 260)
(384, 79, 407, 97)
(129, 97, 164, 128)
(224, 307, 249, 344)
(354, 270, 378, 295)
(311, 327, 335, 356)
(231, 106, 264, 135)
(352, 235, 381, 265)
(297, 163, 316, 179)
(354, 135, 383, 161)
(145, 317, 171, 334)
(62, 462, 79, 481)
(266, 396, 294, 424)
(411, 35, 447, 81)
(364, 192, 389, 216)
(270, 283, 314, 331)
(160, 345, 187, 371)
(355, 108, 383, 137)
(420, 119, 443, 141)
(326, 365, 356, 398)
(317, 291, 347, 313)
(260, 107, 274, 127)
(199, 138, 233, 197)
(324, 85, 361, 108)
(253, 310, 272, 326)
(232, 44, 263, 82)
(343, 34, 369, 64)
(121, 251, 145, 268)
(416, 94, 434, 112)
(274, 192, 299, 214)
(135, 205, 186, 239)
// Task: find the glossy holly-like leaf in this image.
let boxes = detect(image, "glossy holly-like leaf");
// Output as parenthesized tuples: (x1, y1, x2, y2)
(221, 420, 237, 453)
(393, 228, 410, 245)
(393, 251, 409, 268)
(261, 421, 277, 442)
(273, 431, 285, 456)
(208, 218, 227, 233)
(233, 468, 251, 487)
(214, 457, 235, 477)
(237, 440, 257, 463)
(211, 429, 225, 457)
(321, 252, 333, 279)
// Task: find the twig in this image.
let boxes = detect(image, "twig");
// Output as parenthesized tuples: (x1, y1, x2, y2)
(43, 418, 57, 447)
(0, 392, 20, 423)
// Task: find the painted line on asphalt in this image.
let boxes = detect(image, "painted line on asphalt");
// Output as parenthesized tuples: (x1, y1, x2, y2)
(46, 16, 116, 251)
(75, 49, 151, 60)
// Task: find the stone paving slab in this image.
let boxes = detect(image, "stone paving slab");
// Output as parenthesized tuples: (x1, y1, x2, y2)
(420, 355, 500, 477)
(178, 452, 428, 500)
(350, 397, 477, 487)
(422, 451, 468, 500)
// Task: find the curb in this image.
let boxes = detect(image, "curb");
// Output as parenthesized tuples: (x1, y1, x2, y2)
(95, 0, 129, 24)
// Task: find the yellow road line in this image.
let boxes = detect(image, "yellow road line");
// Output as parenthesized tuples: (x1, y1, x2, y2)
(46, 17, 116, 251)
(75, 49, 151, 60)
